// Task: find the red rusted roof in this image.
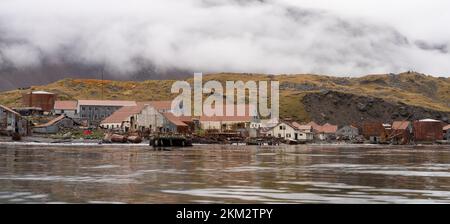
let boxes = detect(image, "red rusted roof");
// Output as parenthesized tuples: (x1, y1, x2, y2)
(307, 121, 321, 132)
(101, 104, 146, 124)
(162, 112, 188, 127)
(147, 101, 172, 110)
(54, 101, 78, 110)
(319, 123, 338, 133)
(392, 121, 411, 130)
(292, 122, 312, 131)
(177, 116, 195, 122)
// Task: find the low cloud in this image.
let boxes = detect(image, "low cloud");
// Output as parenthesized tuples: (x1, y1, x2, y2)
(0, 0, 449, 77)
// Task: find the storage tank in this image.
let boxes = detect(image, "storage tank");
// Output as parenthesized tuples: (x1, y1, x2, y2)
(413, 119, 443, 142)
(22, 91, 57, 112)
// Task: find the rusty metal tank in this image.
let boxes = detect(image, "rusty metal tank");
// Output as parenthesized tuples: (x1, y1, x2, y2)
(413, 119, 443, 142)
(22, 91, 56, 112)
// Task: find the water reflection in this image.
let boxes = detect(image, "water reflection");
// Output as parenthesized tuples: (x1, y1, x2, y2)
(0, 144, 450, 203)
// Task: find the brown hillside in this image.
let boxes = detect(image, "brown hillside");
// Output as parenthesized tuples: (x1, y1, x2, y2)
(0, 72, 449, 124)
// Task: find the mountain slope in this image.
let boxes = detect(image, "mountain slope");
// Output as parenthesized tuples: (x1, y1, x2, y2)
(0, 72, 449, 125)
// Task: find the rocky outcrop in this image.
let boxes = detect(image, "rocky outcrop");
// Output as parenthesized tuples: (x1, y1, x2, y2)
(302, 90, 450, 126)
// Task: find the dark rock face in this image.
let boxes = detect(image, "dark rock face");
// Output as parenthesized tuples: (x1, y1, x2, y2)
(280, 82, 319, 91)
(302, 90, 450, 126)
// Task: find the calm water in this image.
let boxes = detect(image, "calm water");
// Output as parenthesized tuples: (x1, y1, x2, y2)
(1, 143, 450, 204)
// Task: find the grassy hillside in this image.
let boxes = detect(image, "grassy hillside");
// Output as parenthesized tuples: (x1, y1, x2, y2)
(0, 72, 449, 122)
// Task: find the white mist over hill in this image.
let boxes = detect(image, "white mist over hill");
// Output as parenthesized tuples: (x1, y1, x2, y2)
(0, 0, 449, 78)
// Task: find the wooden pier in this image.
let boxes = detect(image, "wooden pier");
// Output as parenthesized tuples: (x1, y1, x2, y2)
(150, 135, 193, 148)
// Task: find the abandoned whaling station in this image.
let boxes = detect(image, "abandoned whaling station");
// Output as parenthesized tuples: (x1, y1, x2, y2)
(1, 89, 450, 147)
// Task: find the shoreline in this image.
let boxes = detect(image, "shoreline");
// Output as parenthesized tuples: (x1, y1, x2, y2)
(0, 140, 447, 148)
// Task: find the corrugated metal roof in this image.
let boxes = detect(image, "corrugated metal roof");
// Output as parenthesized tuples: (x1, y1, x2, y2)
(307, 121, 321, 132)
(0, 104, 21, 117)
(319, 123, 338, 133)
(292, 122, 312, 131)
(54, 101, 78, 110)
(162, 112, 188, 127)
(101, 104, 146, 124)
(78, 100, 136, 107)
(35, 115, 67, 127)
(147, 101, 172, 110)
(392, 121, 411, 130)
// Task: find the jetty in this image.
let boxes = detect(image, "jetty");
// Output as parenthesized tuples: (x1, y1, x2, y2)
(150, 135, 193, 148)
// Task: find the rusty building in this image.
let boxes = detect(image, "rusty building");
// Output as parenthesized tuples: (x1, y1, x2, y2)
(22, 91, 57, 112)
(391, 121, 413, 145)
(413, 119, 443, 142)
(362, 122, 388, 143)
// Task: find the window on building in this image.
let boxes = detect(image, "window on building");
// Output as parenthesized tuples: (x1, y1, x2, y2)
(286, 134, 291, 138)
(278, 134, 281, 138)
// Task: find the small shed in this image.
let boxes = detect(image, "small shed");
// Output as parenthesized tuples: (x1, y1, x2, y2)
(33, 115, 75, 134)
(316, 123, 338, 141)
(391, 121, 413, 144)
(362, 122, 388, 143)
(162, 112, 189, 133)
(336, 125, 359, 140)
(53, 101, 78, 118)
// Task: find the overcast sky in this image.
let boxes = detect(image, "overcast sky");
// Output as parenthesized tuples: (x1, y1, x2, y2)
(0, 0, 449, 77)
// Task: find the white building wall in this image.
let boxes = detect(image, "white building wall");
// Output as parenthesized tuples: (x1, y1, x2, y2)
(6, 112, 15, 131)
(270, 123, 298, 140)
(136, 106, 165, 132)
(100, 122, 122, 130)
(298, 132, 314, 141)
(268, 123, 313, 141)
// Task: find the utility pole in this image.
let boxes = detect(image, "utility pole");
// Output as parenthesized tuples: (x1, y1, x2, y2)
(101, 66, 105, 101)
